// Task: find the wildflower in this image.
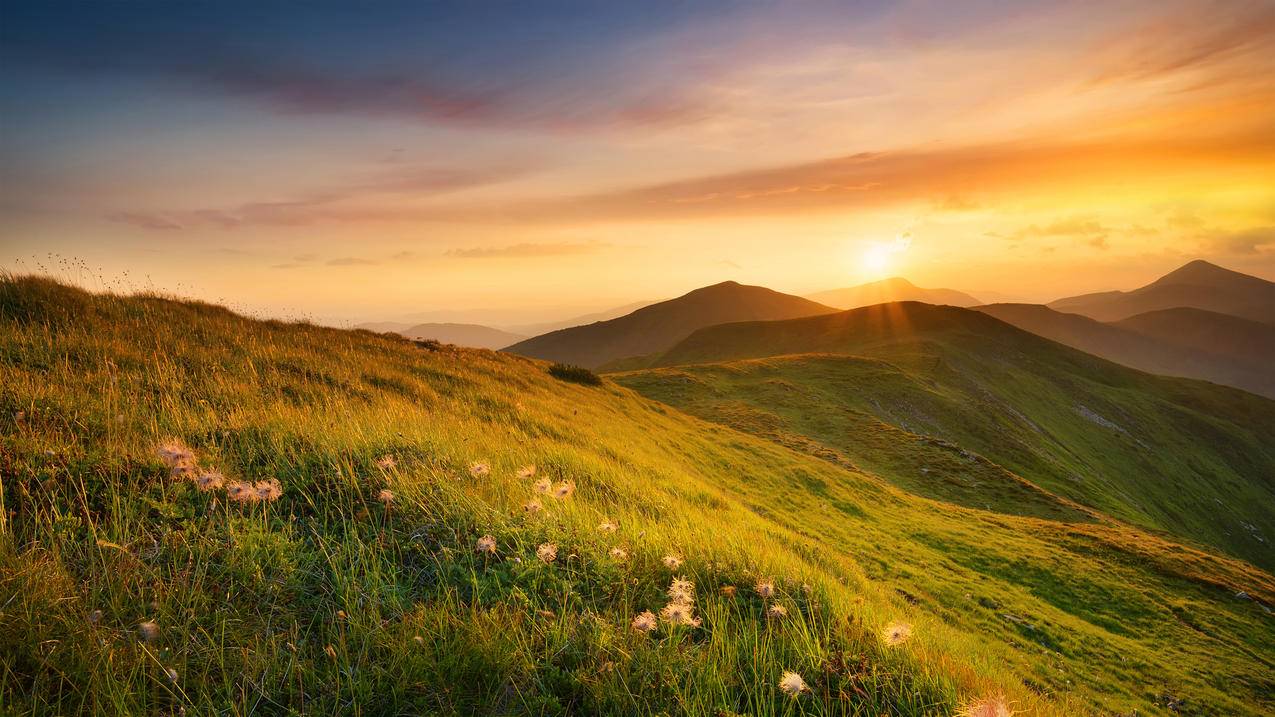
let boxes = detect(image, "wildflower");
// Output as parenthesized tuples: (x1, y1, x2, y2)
(962, 693, 1014, 717)
(668, 577, 696, 605)
(413, 635, 425, 646)
(767, 603, 789, 619)
(254, 479, 283, 502)
(88, 609, 103, 624)
(377, 488, 395, 505)
(536, 543, 558, 563)
(662, 554, 683, 570)
(609, 546, 628, 560)
(882, 620, 912, 646)
(598, 521, 618, 533)
(156, 440, 194, 468)
(801, 583, 813, 595)
(324, 644, 337, 660)
(631, 610, 657, 633)
(469, 461, 490, 478)
(552, 481, 575, 499)
(779, 671, 808, 697)
(659, 601, 702, 627)
(517, 465, 536, 479)
(523, 499, 543, 514)
(755, 579, 776, 599)
(138, 621, 159, 643)
(476, 535, 497, 554)
(226, 481, 256, 503)
(336, 610, 347, 621)
(375, 455, 397, 470)
(194, 470, 224, 492)
(533, 477, 552, 493)
(720, 585, 737, 599)
(164, 667, 179, 682)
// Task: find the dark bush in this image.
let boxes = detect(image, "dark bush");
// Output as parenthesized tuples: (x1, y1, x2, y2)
(548, 363, 602, 386)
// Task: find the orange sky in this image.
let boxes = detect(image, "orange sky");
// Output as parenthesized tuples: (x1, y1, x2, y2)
(1, 0, 1273, 324)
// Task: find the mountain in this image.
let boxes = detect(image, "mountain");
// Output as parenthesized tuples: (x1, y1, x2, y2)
(975, 304, 1275, 398)
(398, 322, 526, 349)
(353, 320, 414, 333)
(806, 277, 981, 309)
(504, 300, 658, 337)
(503, 281, 837, 368)
(6, 276, 1274, 716)
(1049, 259, 1275, 323)
(615, 301, 1275, 571)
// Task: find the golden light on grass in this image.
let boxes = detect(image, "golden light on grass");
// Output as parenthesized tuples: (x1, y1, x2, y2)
(375, 455, 396, 470)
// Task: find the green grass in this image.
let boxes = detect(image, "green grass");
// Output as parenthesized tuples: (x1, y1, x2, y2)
(2, 277, 1273, 715)
(613, 303, 1275, 571)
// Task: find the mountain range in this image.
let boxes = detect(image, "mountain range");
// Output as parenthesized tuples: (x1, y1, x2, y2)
(1049, 259, 1275, 323)
(806, 277, 981, 309)
(504, 281, 837, 368)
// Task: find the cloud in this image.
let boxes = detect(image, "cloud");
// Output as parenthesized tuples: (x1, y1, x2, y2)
(327, 256, 378, 266)
(445, 241, 610, 259)
(106, 211, 183, 230)
(1006, 217, 1109, 246)
(1208, 226, 1275, 255)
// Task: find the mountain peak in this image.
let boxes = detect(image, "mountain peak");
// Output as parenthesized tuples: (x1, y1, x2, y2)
(1153, 259, 1243, 286)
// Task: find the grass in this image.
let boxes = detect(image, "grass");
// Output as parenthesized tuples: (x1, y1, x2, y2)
(2, 276, 1273, 715)
(612, 302, 1275, 571)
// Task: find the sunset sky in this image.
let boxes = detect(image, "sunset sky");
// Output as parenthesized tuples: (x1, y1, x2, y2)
(2, 0, 1274, 325)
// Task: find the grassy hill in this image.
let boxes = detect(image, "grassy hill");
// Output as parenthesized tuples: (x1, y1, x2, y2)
(613, 302, 1275, 571)
(975, 303, 1275, 398)
(1049, 260, 1275, 323)
(807, 278, 980, 310)
(505, 281, 836, 369)
(3, 277, 1274, 716)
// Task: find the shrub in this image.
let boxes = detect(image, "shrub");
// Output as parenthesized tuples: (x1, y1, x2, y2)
(548, 363, 602, 386)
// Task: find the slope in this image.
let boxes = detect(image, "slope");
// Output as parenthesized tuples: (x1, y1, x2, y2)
(618, 302, 1275, 570)
(1049, 259, 1275, 323)
(975, 303, 1275, 398)
(807, 277, 981, 310)
(3, 277, 1273, 716)
(504, 281, 837, 368)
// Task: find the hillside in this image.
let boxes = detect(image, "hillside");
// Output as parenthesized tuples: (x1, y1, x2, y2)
(504, 281, 836, 368)
(1049, 259, 1275, 323)
(615, 302, 1275, 570)
(395, 322, 527, 350)
(975, 303, 1275, 398)
(4, 277, 1274, 716)
(807, 278, 980, 310)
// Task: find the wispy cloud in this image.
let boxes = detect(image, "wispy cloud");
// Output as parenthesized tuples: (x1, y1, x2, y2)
(327, 256, 378, 266)
(445, 241, 610, 259)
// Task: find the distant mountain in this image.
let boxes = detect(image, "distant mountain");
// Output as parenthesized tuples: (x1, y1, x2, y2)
(975, 304, 1275, 398)
(355, 322, 527, 349)
(503, 281, 837, 368)
(1049, 259, 1275, 323)
(504, 300, 658, 338)
(806, 277, 980, 310)
(354, 321, 415, 334)
(614, 301, 1275, 570)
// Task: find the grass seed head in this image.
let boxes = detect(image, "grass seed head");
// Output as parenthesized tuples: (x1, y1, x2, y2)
(962, 693, 1014, 717)
(631, 610, 657, 633)
(533, 477, 552, 493)
(226, 481, 256, 503)
(609, 546, 628, 560)
(375, 455, 396, 470)
(523, 499, 543, 514)
(476, 534, 497, 554)
(536, 543, 558, 563)
(598, 520, 618, 532)
(755, 579, 776, 599)
(768, 603, 789, 619)
(138, 621, 159, 643)
(254, 479, 283, 502)
(377, 488, 395, 505)
(882, 620, 912, 646)
(517, 465, 536, 479)
(659, 601, 701, 627)
(552, 481, 575, 499)
(662, 554, 683, 570)
(194, 470, 225, 491)
(668, 577, 696, 604)
(469, 461, 490, 478)
(720, 585, 737, 598)
(779, 671, 808, 697)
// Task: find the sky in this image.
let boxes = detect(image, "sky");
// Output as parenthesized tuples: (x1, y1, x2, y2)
(2, 0, 1273, 326)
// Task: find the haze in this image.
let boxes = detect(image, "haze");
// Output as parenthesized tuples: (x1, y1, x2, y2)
(2, 0, 1274, 324)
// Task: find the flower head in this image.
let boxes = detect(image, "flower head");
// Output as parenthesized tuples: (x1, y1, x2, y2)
(882, 620, 912, 646)
(523, 499, 543, 514)
(532, 477, 552, 494)
(194, 470, 225, 492)
(156, 440, 194, 468)
(667, 577, 696, 605)
(755, 579, 776, 599)
(226, 481, 256, 504)
(517, 465, 536, 479)
(138, 621, 159, 643)
(377, 488, 395, 505)
(552, 481, 575, 499)
(476, 535, 497, 554)
(767, 603, 789, 619)
(165, 667, 179, 683)
(962, 693, 1014, 717)
(609, 546, 628, 560)
(598, 521, 618, 533)
(779, 671, 808, 697)
(536, 543, 558, 563)
(631, 610, 657, 633)
(254, 479, 283, 502)
(659, 601, 701, 627)
(720, 585, 737, 599)
(662, 554, 683, 570)
(375, 455, 397, 470)
(469, 461, 490, 478)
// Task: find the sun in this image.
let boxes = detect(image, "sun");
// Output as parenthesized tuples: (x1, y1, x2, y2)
(863, 245, 891, 275)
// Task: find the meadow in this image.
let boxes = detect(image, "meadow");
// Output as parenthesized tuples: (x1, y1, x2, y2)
(2, 276, 1272, 715)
